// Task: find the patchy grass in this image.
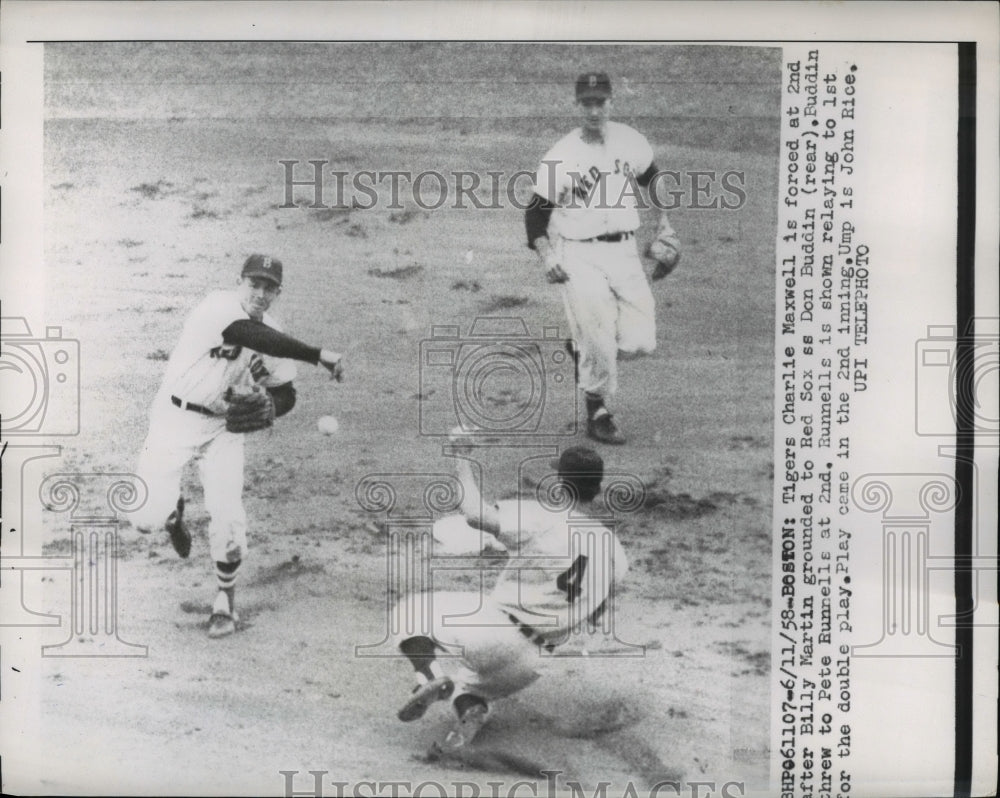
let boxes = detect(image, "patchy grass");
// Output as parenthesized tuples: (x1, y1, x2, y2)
(130, 179, 174, 199)
(479, 295, 529, 314)
(368, 264, 423, 280)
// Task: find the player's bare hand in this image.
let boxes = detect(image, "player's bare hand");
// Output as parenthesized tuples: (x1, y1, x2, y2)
(535, 237, 568, 284)
(319, 349, 344, 382)
(545, 263, 569, 284)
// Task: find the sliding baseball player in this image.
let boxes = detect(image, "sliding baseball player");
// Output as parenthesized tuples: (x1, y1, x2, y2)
(392, 431, 628, 753)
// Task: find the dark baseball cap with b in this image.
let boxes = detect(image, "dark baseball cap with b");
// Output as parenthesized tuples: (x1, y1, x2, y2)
(576, 72, 612, 101)
(241, 254, 283, 286)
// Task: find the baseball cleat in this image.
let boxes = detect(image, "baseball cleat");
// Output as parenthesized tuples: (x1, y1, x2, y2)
(587, 414, 626, 445)
(437, 699, 491, 752)
(207, 590, 239, 639)
(207, 613, 236, 639)
(397, 676, 454, 722)
(165, 496, 191, 558)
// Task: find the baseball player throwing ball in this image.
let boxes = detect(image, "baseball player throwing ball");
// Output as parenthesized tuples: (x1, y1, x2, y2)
(525, 71, 682, 445)
(132, 254, 344, 639)
(392, 429, 628, 753)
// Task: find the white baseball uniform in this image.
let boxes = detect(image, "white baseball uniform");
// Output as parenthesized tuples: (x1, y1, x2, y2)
(395, 499, 628, 700)
(133, 289, 296, 564)
(533, 120, 672, 398)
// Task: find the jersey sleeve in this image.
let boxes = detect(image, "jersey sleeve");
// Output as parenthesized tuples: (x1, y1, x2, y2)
(524, 194, 555, 247)
(222, 319, 321, 364)
(533, 140, 572, 206)
(254, 309, 298, 387)
(633, 128, 655, 177)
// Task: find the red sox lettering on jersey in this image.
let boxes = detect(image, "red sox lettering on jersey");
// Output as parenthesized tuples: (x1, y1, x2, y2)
(162, 290, 296, 414)
(535, 120, 654, 241)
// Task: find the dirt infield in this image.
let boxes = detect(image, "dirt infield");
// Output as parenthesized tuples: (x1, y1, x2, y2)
(29, 42, 778, 795)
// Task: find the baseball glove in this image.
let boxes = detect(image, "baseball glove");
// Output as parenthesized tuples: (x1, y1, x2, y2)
(647, 233, 681, 280)
(225, 390, 275, 433)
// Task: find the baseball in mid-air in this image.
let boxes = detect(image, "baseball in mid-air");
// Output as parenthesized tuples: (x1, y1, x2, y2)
(317, 415, 340, 435)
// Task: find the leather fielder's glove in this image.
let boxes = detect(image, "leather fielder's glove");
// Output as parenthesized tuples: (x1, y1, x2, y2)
(225, 389, 275, 433)
(647, 233, 681, 280)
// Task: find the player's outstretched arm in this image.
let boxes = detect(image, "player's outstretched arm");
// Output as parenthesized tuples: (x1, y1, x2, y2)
(448, 428, 501, 534)
(222, 320, 344, 380)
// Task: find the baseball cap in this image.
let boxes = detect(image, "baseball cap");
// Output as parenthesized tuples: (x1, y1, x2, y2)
(575, 72, 612, 101)
(241, 254, 283, 286)
(555, 446, 604, 479)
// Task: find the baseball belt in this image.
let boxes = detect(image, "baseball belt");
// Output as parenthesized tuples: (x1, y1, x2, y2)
(581, 231, 634, 243)
(505, 612, 559, 653)
(171, 395, 218, 417)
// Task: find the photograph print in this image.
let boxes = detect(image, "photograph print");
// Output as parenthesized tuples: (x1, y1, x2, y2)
(8, 35, 781, 797)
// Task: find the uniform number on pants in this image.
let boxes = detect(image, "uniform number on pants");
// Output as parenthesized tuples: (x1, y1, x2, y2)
(556, 555, 588, 603)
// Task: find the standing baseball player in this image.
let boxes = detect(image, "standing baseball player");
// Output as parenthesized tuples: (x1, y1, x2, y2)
(525, 71, 682, 445)
(133, 254, 344, 639)
(392, 432, 628, 752)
